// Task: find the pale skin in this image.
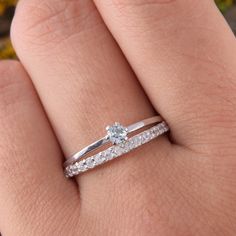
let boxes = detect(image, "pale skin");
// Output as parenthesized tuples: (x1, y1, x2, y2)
(0, 0, 236, 235)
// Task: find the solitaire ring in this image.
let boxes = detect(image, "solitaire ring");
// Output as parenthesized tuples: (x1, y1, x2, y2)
(64, 116, 169, 177)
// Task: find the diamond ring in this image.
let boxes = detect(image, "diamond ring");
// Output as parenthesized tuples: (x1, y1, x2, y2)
(64, 116, 169, 177)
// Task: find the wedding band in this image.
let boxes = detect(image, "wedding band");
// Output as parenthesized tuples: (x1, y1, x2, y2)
(64, 116, 169, 178)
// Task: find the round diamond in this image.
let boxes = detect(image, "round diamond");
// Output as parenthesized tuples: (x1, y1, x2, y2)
(86, 157, 96, 168)
(106, 122, 128, 145)
(134, 136, 142, 147)
(123, 142, 131, 153)
(65, 166, 73, 177)
(94, 153, 106, 164)
(113, 145, 124, 156)
(78, 160, 87, 172)
(71, 163, 79, 174)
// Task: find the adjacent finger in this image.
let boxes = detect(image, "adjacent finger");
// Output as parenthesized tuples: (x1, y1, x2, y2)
(93, 0, 236, 150)
(0, 61, 80, 235)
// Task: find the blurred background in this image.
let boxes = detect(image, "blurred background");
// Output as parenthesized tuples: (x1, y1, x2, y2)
(0, 0, 236, 59)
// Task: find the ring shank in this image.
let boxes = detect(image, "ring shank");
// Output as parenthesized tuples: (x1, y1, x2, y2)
(127, 116, 162, 133)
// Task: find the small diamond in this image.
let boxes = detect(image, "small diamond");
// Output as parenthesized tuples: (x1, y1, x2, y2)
(71, 163, 79, 174)
(113, 145, 124, 156)
(128, 140, 135, 149)
(94, 153, 106, 164)
(144, 131, 151, 140)
(86, 157, 96, 168)
(150, 126, 158, 136)
(149, 130, 155, 138)
(152, 126, 158, 132)
(65, 166, 73, 177)
(78, 160, 87, 172)
(103, 148, 114, 160)
(106, 122, 128, 145)
(109, 146, 119, 158)
(156, 128, 162, 135)
(137, 136, 143, 146)
(141, 135, 146, 143)
(123, 142, 131, 153)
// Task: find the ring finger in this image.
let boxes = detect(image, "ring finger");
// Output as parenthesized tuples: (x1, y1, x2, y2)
(11, 0, 171, 226)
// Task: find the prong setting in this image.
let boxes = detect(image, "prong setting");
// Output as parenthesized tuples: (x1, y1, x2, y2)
(106, 122, 128, 145)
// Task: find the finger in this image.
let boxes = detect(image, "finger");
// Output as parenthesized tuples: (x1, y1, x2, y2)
(10, 0, 171, 213)
(93, 0, 236, 149)
(0, 61, 80, 235)
(11, 0, 155, 154)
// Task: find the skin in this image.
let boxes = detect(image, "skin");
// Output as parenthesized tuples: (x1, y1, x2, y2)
(0, 0, 236, 235)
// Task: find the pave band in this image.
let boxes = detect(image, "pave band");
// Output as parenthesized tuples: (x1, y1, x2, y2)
(64, 120, 169, 178)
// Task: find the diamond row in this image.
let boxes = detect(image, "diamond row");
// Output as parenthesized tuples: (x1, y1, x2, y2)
(65, 122, 169, 177)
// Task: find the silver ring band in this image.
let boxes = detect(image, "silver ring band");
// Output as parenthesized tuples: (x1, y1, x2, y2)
(64, 116, 163, 167)
(65, 121, 168, 177)
(64, 117, 169, 178)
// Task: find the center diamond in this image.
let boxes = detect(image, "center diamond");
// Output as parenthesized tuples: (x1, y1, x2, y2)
(106, 122, 128, 145)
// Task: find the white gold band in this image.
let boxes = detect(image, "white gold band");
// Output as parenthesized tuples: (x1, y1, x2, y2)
(64, 121, 169, 178)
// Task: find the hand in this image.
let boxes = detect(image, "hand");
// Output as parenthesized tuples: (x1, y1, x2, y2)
(0, 1, 236, 235)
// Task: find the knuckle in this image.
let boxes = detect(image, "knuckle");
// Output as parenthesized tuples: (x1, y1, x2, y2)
(11, 0, 101, 49)
(109, 0, 204, 36)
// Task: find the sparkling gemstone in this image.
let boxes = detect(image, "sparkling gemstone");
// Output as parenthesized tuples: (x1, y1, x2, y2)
(127, 140, 135, 149)
(143, 131, 151, 141)
(65, 166, 73, 177)
(106, 122, 128, 145)
(113, 145, 124, 156)
(71, 163, 79, 174)
(136, 136, 143, 146)
(150, 129, 156, 138)
(94, 153, 106, 164)
(123, 142, 131, 153)
(86, 157, 96, 168)
(105, 152, 113, 160)
(78, 160, 87, 172)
